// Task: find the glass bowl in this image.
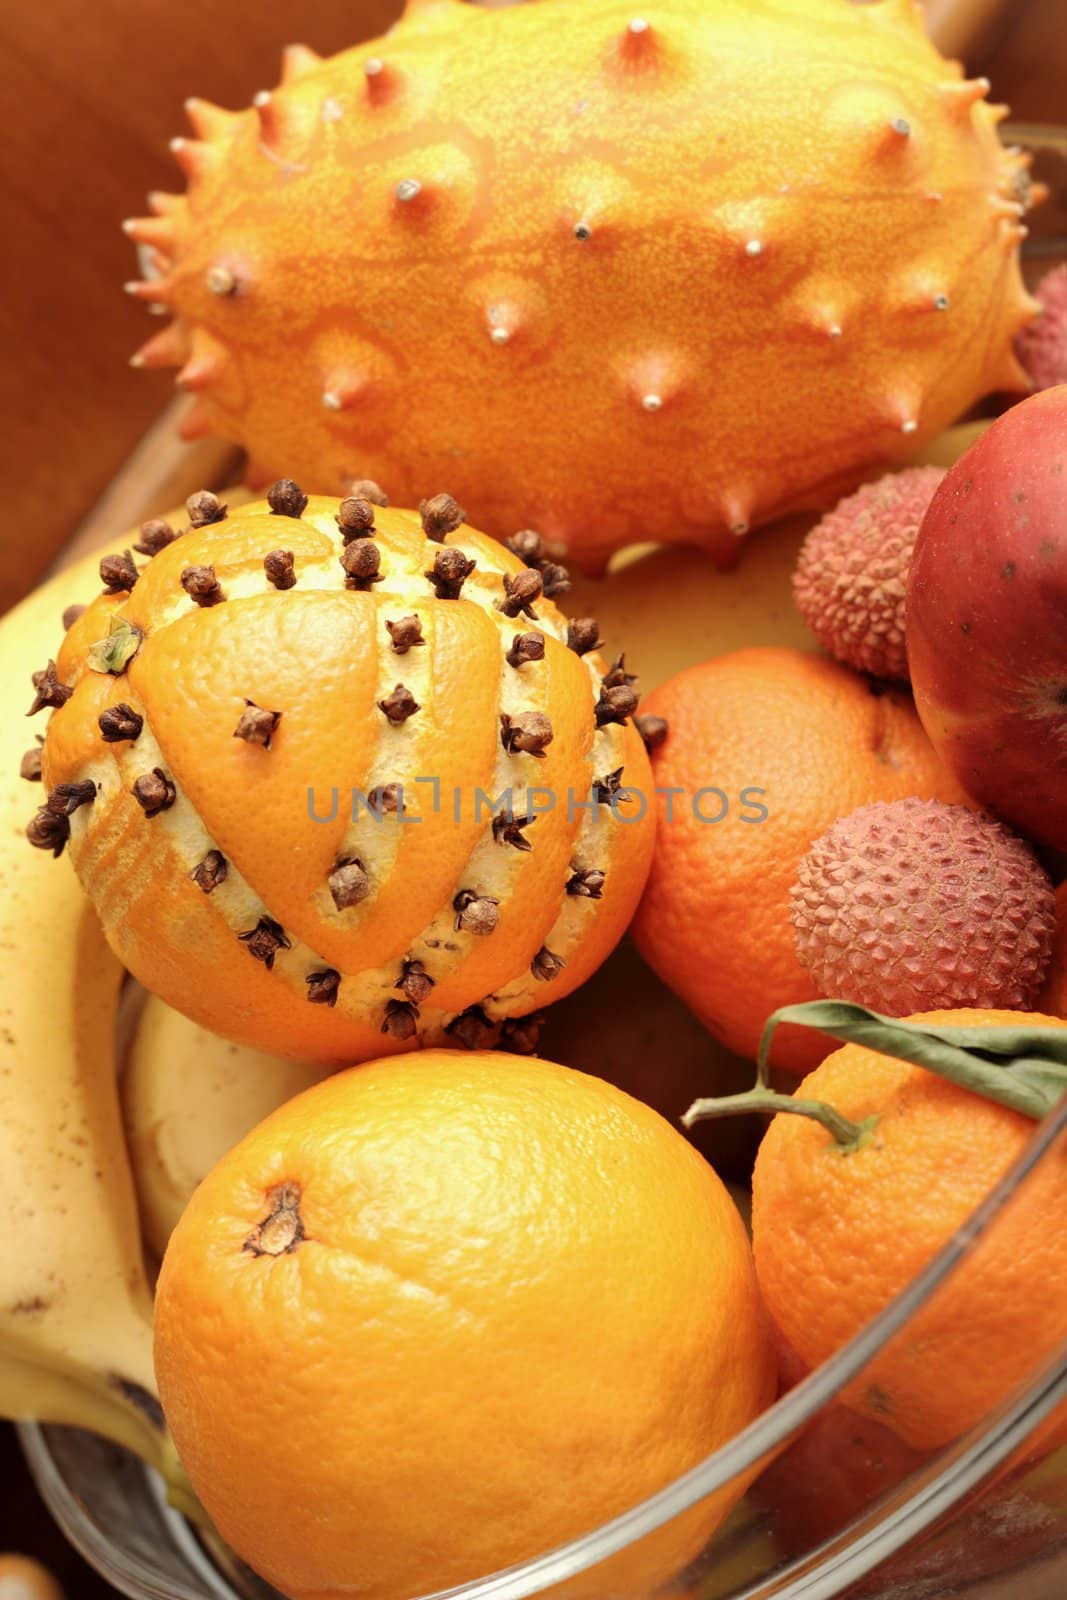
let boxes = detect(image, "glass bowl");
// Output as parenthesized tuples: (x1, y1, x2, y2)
(20, 1090, 1067, 1600)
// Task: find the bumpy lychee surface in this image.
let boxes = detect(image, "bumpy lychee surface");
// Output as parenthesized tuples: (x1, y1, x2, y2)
(792, 466, 944, 680)
(35, 490, 654, 1063)
(1015, 266, 1067, 393)
(125, 0, 1037, 572)
(791, 797, 1056, 1014)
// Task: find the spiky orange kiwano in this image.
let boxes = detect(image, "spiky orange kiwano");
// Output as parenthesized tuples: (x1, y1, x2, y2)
(125, 0, 1037, 572)
(34, 490, 654, 1063)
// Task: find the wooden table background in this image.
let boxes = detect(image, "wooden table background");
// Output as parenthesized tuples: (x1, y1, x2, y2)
(0, 2, 1064, 1595)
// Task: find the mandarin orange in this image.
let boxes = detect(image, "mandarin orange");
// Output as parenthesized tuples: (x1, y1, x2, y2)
(751, 1010, 1067, 1452)
(631, 648, 970, 1072)
(155, 1049, 774, 1600)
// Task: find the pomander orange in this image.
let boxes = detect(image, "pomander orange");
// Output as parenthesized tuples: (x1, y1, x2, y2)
(751, 1010, 1067, 1452)
(631, 647, 970, 1072)
(31, 487, 654, 1062)
(154, 1049, 775, 1600)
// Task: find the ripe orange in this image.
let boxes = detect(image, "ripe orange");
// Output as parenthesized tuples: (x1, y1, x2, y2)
(155, 1049, 775, 1600)
(631, 647, 970, 1072)
(751, 1010, 1067, 1452)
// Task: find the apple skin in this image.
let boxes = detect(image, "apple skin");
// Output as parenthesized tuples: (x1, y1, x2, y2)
(906, 386, 1067, 851)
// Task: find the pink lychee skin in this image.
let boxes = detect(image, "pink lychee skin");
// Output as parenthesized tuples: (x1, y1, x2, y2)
(790, 797, 1056, 1017)
(792, 468, 946, 681)
(1015, 267, 1067, 393)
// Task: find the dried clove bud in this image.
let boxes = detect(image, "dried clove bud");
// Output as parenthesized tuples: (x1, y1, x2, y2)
(539, 562, 571, 599)
(634, 713, 669, 752)
(329, 858, 370, 910)
(593, 767, 625, 806)
(368, 783, 404, 815)
(396, 959, 434, 1005)
(382, 999, 418, 1039)
(264, 549, 297, 590)
(497, 569, 543, 619)
(20, 740, 43, 782)
(181, 564, 225, 607)
(306, 968, 342, 1007)
(62, 603, 86, 631)
(425, 547, 476, 599)
(340, 537, 382, 589)
(492, 809, 535, 851)
(505, 529, 544, 566)
(134, 518, 178, 556)
(386, 615, 425, 654)
(378, 683, 420, 724)
(98, 702, 144, 743)
(500, 711, 553, 758)
(28, 661, 73, 717)
(567, 867, 605, 899)
(191, 849, 228, 894)
(419, 492, 465, 541)
(567, 617, 603, 656)
(99, 550, 139, 594)
(186, 489, 227, 527)
(531, 946, 566, 982)
(454, 890, 500, 935)
(234, 702, 281, 748)
(506, 631, 545, 669)
(26, 806, 70, 856)
(238, 916, 291, 969)
(132, 768, 177, 817)
(447, 1006, 496, 1050)
(602, 655, 638, 690)
(47, 780, 96, 817)
(267, 478, 308, 518)
(346, 478, 388, 507)
(595, 683, 639, 727)
(335, 496, 376, 538)
(498, 1014, 544, 1055)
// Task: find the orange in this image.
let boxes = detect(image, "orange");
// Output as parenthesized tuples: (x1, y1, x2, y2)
(0, 1556, 64, 1600)
(39, 493, 654, 1062)
(154, 1049, 775, 1600)
(751, 1010, 1067, 1452)
(631, 647, 970, 1073)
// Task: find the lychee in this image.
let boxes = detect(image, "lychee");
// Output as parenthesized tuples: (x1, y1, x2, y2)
(790, 797, 1056, 1015)
(792, 468, 945, 681)
(1015, 267, 1067, 393)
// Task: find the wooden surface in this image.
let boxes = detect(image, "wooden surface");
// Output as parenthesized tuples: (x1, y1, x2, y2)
(0, 0, 1065, 613)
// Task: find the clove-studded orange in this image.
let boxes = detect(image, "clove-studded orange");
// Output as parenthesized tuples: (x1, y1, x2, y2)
(124, 0, 1038, 571)
(34, 488, 654, 1062)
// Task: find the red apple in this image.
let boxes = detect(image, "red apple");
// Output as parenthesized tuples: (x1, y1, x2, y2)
(906, 386, 1067, 851)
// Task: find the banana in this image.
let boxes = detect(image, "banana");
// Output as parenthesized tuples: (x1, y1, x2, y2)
(0, 545, 183, 1485)
(123, 992, 330, 1258)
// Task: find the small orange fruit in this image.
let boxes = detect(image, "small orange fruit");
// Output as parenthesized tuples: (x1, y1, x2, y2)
(631, 647, 970, 1072)
(751, 1010, 1067, 1452)
(155, 1049, 775, 1600)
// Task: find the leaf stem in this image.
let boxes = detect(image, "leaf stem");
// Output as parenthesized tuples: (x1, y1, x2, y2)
(682, 1087, 878, 1153)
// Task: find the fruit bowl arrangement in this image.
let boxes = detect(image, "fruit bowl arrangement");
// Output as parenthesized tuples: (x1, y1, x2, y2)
(4, 1, 1067, 1598)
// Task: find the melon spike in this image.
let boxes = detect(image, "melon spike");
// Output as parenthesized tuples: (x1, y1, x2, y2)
(363, 57, 402, 106)
(322, 372, 370, 412)
(147, 190, 184, 217)
(176, 347, 224, 393)
(937, 78, 990, 119)
(169, 137, 216, 182)
(121, 215, 174, 250)
(280, 44, 323, 84)
(614, 17, 660, 72)
(123, 275, 174, 305)
(178, 398, 217, 441)
(130, 322, 190, 370)
(184, 97, 240, 140)
(721, 490, 753, 538)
